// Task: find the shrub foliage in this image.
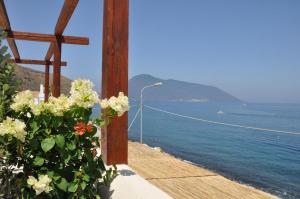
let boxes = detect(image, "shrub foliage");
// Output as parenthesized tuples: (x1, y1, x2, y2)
(0, 77, 129, 198)
(0, 28, 19, 122)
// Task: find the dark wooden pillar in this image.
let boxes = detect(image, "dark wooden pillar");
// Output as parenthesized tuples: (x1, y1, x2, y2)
(101, 0, 129, 165)
(44, 64, 50, 101)
(53, 37, 62, 97)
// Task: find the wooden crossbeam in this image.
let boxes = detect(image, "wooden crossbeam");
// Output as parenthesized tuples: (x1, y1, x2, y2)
(0, 0, 20, 59)
(6, 31, 89, 45)
(45, 0, 79, 60)
(55, 0, 79, 34)
(0, 0, 10, 28)
(45, 43, 54, 60)
(8, 59, 67, 66)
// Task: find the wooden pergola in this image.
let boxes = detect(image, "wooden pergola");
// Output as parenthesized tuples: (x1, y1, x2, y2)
(0, 0, 128, 165)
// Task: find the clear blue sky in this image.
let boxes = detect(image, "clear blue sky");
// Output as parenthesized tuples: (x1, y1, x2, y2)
(3, 0, 300, 103)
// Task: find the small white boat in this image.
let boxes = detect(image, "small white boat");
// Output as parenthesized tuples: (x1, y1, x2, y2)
(217, 110, 224, 114)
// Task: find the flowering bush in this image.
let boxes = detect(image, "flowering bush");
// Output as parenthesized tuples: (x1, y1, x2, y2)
(0, 28, 20, 121)
(0, 79, 129, 198)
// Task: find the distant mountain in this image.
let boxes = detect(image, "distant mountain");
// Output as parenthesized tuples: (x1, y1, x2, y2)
(15, 65, 72, 95)
(129, 74, 241, 103)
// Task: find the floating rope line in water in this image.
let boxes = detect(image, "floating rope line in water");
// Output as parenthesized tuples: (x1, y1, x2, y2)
(128, 107, 141, 131)
(130, 104, 138, 108)
(144, 105, 300, 136)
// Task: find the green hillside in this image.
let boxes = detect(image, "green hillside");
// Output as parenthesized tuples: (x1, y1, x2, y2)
(15, 65, 72, 95)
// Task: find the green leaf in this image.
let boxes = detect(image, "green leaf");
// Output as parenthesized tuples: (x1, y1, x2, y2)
(52, 117, 63, 128)
(66, 141, 76, 151)
(68, 182, 78, 193)
(0, 46, 8, 55)
(52, 174, 61, 181)
(63, 153, 71, 164)
(41, 137, 55, 153)
(30, 121, 39, 133)
(33, 156, 44, 166)
(94, 118, 104, 127)
(82, 174, 90, 182)
(47, 171, 54, 178)
(55, 135, 65, 148)
(98, 157, 106, 171)
(80, 181, 87, 190)
(56, 178, 68, 192)
(85, 149, 94, 163)
(2, 84, 9, 91)
(45, 128, 51, 135)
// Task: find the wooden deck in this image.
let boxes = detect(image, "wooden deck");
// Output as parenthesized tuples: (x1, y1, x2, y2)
(128, 141, 278, 199)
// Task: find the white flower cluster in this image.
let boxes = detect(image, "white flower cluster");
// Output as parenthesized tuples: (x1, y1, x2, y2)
(10, 90, 34, 112)
(30, 102, 48, 116)
(100, 92, 129, 116)
(11, 79, 99, 116)
(0, 117, 27, 142)
(48, 95, 71, 116)
(27, 175, 52, 195)
(30, 95, 70, 116)
(69, 79, 99, 108)
(11, 80, 129, 118)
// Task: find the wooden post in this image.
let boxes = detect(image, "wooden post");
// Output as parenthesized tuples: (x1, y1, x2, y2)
(101, 0, 129, 165)
(53, 37, 62, 97)
(44, 64, 50, 101)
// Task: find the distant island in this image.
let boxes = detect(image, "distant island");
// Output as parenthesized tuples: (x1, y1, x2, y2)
(15, 67, 241, 103)
(129, 74, 242, 103)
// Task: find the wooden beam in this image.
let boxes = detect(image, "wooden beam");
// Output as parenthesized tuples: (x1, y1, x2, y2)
(6, 39, 20, 60)
(0, 0, 10, 28)
(8, 59, 67, 66)
(55, 0, 79, 34)
(52, 37, 62, 97)
(45, 64, 50, 102)
(0, 0, 20, 60)
(45, 0, 79, 61)
(101, 0, 129, 165)
(6, 31, 89, 45)
(45, 43, 54, 60)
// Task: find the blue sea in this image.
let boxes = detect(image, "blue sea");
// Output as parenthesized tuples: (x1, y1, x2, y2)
(127, 102, 300, 199)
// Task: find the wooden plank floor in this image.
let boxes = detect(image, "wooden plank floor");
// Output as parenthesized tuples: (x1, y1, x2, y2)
(128, 141, 278, 199)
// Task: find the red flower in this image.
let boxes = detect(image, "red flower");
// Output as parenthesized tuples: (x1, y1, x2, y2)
(86, 123, 94, 133)
(74, 122, 94, 136)
(74, 122, 87, 136)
